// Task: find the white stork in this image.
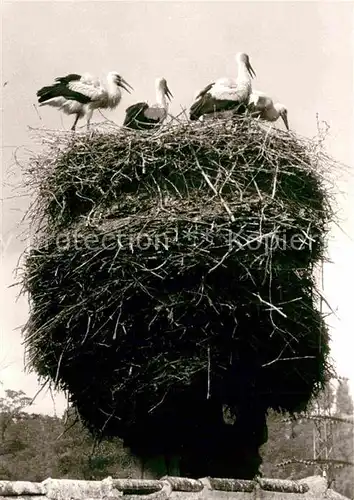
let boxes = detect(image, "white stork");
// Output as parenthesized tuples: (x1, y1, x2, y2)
(123, 77, 173, 130)
(36, 72, 133, 130)
(247, 90, 289, 130)
(189, 53, 256, 121)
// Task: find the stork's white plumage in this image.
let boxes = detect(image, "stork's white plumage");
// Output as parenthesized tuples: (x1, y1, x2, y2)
(37, 72, 133, 130)
(123, 77, 173, 130)
(248, 90, 289, 130)
(189, 53, 256, 121)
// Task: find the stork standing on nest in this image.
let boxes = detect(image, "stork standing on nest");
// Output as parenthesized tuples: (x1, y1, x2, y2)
(123, 77, 173, 130)
(189, 53, 256, 121)
(248, 90, 289, 130)
(37, 71, 133, 130)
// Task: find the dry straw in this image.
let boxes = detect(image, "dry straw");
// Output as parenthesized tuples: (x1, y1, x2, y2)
(21, 115, 336, 445)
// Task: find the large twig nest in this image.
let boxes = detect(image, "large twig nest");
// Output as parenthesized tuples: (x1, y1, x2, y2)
(22, 116, 334, 445)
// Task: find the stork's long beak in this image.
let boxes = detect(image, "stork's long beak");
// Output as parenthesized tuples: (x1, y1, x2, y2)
(247, 62, 256, 79)
(165, 84, 173, 101)
(281, 112, 289, 131)
(119, 78, 134, 93)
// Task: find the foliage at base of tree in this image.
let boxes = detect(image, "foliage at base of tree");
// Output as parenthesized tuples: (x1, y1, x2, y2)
(261, 379, 354, 499)
(0, 389, 141, 481)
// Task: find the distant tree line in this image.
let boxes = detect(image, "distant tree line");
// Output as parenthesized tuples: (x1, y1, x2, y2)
(261, 378, 354, 499)
(0, 379, 353, 498)
(0, 388, 141, 481)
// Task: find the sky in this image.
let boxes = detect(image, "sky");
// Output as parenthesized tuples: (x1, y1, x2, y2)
(1, 0, 353, 416)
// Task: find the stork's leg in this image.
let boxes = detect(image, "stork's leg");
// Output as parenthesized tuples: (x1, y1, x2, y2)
(86, 109, 94, 130)
(71, 114, 80, 131)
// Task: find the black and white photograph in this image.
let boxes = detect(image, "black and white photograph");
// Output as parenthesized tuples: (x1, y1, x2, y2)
(1, 1, 353, 498)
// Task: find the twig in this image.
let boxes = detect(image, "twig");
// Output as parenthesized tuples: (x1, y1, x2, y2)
(192, 152, 235, 222)
(251, 292, 287, 318)
(207, 346, 211, 399)
(262, 355, 316, 368)
(271, 161, 279, 199)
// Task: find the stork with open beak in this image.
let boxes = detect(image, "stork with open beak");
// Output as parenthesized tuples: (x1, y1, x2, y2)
(248, 90, 289, 130)
(37, 71, 133, 130)
(123, 77, 173, 130)
(189, 52, 256, 121)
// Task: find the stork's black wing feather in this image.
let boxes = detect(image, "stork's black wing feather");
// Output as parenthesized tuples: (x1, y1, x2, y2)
(189, 82, 216, 121)
(194, 82, 215, 100)
(189, 80, 251, 120)
(37, 74, 82, 98)
(189, 93, 215, 121)
(124, 102, 160, 130)
(123, 102, 146, 127)
(124, 102, 148, 116)
(54, 74, 82, 85)
(190, 91, 248, 121)
(246, 100, 262, 118)
(37, 82, 92, 104)
(36, 85, 57, 98)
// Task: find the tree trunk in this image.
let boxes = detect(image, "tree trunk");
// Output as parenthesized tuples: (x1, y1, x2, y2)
(141, 454, 180, 478)
(179, 401, 268, 479)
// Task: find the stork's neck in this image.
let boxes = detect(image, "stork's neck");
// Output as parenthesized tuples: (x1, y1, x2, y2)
(106, 75, 120, 96)
(236, 63, 252, 85)
(156, 87, 168, 110)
